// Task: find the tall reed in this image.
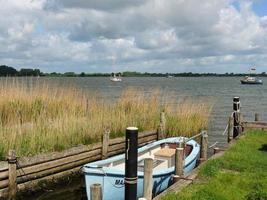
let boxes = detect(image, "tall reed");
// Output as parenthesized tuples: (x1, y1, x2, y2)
(0, 78, 213, 159)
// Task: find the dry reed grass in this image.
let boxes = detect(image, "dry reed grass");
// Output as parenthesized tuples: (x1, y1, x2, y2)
(0, 78, 213, 159)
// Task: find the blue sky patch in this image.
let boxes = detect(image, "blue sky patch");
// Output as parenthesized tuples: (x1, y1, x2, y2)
(252, 0, 267, 16)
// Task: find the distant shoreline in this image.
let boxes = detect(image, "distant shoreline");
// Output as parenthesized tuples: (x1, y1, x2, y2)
(1, 65, 266, 77)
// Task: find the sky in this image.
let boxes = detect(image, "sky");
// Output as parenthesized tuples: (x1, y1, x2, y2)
(0, 0, 267, 73)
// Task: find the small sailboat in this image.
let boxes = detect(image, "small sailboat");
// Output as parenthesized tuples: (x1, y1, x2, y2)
(110, 73, 122, 82)
(241, 68, 263, 85)
(83, 137, 200, 200)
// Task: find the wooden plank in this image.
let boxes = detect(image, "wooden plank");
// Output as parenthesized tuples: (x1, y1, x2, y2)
(138, 135, 157, 145)
(0, 162, 8, 172)
(0, 171, 8, 181)
(109, 137, 125, 146)
(16, 149, 101, 180)
(17, 155, 101, 184)
(138, 130, 157, 138)
(0, 179, 8, 189)
(18, 143, 102, 168)
(0, 187, 8, 198)
(108, 134, 157, 152)
(108, 130, 156, 146)
(242, 121, 267, 128)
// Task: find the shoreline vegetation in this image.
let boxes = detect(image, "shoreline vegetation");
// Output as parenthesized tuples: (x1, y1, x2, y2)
(1, 65, 267, 77)
(162, 131, 267, 200)
(0, 78, 213, 160)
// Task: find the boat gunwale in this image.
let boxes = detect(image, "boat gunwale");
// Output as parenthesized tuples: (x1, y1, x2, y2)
(83, 137, 200, 176)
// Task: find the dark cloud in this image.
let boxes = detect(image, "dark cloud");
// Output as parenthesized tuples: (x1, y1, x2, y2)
(44, 0, 146, 11)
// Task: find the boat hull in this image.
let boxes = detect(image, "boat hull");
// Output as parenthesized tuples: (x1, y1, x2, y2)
(240, 80, 263, 85)
(83, 137, 200, 200)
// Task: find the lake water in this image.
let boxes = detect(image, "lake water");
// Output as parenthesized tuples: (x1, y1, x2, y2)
(20, 76, 267, 200)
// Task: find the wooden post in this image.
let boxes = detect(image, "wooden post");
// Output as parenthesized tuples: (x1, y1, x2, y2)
(125, 127, 138, 200)
(158, 111, 166, 139)
(174, 147, 184, 182)
(213, 147, 220, 155)
(102, 128, 110, 159)
(227, 116, 234, 143)
(255, 113, 260, 122)
(233, 97, 240, 138)
(200, 131, 208, 161)
(90, 183, 102, 200)
(143, 158, 153, 200)
(7, 150, 17, 200)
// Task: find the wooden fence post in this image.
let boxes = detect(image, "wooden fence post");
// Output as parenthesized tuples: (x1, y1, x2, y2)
(227, 116, 234, 143)
(7, 150, 17, 200)
(255, 113, 260, 122)
(200, 131, 208, 161)
(158, 111, 166, 140)
(143, 158, 153, 200)
(173, 146, 184, 183)
(213, 147, 220, 155)
(90, 183, 102, 200)
(102, 128, 110, 159)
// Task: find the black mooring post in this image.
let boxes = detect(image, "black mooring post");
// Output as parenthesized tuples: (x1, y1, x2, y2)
(233, 97, 240, 138)
(125, 127, 138, 200)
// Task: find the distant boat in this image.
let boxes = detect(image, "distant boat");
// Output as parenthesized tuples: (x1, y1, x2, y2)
(83, 137, 200, 200)
(166, 73, 174, 78)
(110, 74, 122, 82)
(240, 76, 263, 85)
(240, 68, 263, 85)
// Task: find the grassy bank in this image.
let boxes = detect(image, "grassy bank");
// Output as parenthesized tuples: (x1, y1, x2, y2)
(0, 78, 212, 160)
(163, 131, 267, 200)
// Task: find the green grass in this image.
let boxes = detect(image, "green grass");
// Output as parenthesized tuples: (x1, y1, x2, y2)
(162, 131, 267, 200)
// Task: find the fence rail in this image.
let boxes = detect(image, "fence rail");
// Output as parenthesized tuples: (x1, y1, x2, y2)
(0, 129, 158, 197)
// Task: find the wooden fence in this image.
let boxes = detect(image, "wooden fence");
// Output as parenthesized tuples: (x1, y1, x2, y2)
(0, 129, 159, 198)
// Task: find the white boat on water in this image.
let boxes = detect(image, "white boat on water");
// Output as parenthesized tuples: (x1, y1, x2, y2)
(240, 68, 263, 85)
(83, 137, 200, 200)
(110, 74, 122, 82)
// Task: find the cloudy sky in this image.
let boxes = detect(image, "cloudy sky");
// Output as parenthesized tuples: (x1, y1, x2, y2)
(1, 0, 267, 73)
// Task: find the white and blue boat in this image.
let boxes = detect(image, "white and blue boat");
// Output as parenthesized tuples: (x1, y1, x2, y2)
(83, 137, 200, 200)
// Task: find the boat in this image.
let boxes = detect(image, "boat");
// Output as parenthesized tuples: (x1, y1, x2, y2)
(166, 74, 174, 78)
(240, 68, 263, 85)
(110, 74, 122, 82)
(240, 76, 263, 85)
(83, 137, 200, 200)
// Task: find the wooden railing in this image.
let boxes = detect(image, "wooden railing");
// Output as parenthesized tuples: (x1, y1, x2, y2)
(0, 129, 158, 198)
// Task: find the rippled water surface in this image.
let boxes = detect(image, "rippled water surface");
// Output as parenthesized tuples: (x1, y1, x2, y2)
(21, 76, 267, 199)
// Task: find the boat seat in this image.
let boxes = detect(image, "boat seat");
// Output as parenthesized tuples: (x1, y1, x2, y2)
(154, 148, 176, 168)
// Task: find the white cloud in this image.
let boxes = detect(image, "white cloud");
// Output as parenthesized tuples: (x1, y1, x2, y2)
(0, 0, 266, 73)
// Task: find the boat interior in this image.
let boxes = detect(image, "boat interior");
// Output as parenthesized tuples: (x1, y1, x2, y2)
(99, 143, 193, 172)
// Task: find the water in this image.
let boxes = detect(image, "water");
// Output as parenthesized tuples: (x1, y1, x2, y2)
(20, 76, 267, 199)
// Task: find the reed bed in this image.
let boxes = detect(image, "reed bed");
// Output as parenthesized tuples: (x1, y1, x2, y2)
(0, 78, 213, 160)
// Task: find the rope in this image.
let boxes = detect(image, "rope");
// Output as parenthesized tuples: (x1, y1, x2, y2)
(222, 124, 229, 136)
(185, 132, 203, 143)
(209, 142, 218, 149)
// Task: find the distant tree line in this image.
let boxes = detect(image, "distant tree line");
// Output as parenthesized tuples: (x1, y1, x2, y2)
(0, 65, 267, 77)
(0, 65, 42, 76)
